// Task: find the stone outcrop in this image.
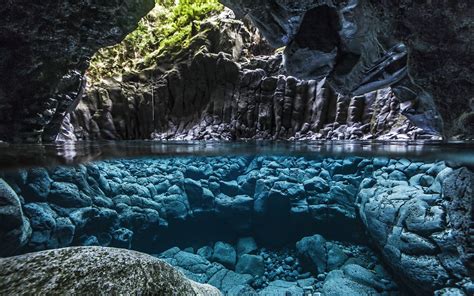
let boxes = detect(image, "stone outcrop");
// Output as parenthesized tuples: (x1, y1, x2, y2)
(0, 246, 221, 295)
(69, 10, 422, 142)
(221, 0, 473, 138)
(357, 163, 473, 294)
(0, 0, 154, 142)
(72, 56, 421, 140)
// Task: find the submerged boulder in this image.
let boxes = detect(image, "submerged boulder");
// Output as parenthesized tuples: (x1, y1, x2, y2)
(212, 241, 237, 269)
(0, 247, 221, 295)
(0, 179, 31, 257)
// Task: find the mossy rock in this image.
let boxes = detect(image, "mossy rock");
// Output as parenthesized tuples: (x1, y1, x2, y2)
(0, 246, 221, 295)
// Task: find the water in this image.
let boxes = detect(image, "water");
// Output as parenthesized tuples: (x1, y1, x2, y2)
(0, 141, 473, 295)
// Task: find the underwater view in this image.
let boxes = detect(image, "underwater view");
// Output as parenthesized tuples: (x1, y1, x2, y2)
(0, 0, 473, 295)
(0, 141, 473, 295)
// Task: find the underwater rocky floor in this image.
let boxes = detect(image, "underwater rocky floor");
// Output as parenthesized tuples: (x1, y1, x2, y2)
(0, 155, 472, 295)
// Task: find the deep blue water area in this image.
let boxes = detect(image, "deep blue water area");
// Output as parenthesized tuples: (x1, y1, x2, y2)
(0, 141, 473, 295)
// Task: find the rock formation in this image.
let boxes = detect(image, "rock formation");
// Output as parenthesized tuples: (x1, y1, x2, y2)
(70, 11, 423, 141)
(0, 0, 154, 142)
(0, 1, 471, 141)
(221, 0, 474, 138)
(0, 246, 221, 295)
(0, 155, 472, 294)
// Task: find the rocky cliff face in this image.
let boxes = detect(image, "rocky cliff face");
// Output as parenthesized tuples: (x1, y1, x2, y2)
(1, 1, 472, 141)
(69, 11, 423, 141)
(0, 0, 154, 142)
(221, 0, 474, 139)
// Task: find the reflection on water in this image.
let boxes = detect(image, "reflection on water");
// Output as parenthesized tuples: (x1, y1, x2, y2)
(0, 140, 473, 169)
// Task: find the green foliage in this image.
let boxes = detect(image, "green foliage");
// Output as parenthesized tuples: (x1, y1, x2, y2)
(88, 0, 223, 82)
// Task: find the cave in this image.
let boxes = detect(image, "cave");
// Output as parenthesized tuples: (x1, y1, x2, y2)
(0, 0, 473, 295)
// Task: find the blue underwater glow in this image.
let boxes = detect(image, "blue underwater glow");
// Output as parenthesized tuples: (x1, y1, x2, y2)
(1, 153, 471, 295)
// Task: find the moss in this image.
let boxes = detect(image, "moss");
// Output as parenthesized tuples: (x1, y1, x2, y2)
(88, 0, 223, 82)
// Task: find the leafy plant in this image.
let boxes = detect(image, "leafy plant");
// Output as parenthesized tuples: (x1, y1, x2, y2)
(88, 0, 223, 82)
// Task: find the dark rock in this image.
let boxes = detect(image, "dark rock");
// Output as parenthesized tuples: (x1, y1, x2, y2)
(0, 179, 31, 256)
(48, 182, 91, 208)
(236, 237, 258, 256)
(212, 241, 237, 269)
(23, 168, 52, 202)
(235, 254, 264, 277)
(296, 234, 327, 274)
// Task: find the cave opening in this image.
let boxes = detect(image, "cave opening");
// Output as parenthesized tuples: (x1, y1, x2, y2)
(294, 5, 341, 53)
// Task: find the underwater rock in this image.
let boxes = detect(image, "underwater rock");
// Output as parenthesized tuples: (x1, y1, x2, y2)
(235, 254, 264, 277)
(0, 179, 31, 257)
(236, 237, 258, 256)
(212, 241, 237, 269)
(357, 166, 473, 294)
(0, 247, 221, 295)
(296, 234, 328, 274)
(259, 280, 304, 296)
(322, 264, 394, 295)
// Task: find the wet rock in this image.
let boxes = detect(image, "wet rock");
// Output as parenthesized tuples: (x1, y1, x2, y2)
(236, 237, 258, 256)
(0, 179, 31, 256)
(212, 241, 237, 269)
(235, 254, 264, 277)
(259, 280, 304, 296)
(23, 203, 57, 249)
(23, 168, 52, 202)
(197, 246, 214, 261)
(49, 182, 91, 208)
(0, 247, 220, 295)
(296, 234, 327, 274)
(208, 269, 253, 294)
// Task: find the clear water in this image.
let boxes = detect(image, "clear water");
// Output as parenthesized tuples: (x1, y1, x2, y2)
(0, 141, 473, 295)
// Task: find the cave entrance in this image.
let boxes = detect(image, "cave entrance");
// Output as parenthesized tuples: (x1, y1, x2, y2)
(294, 5, 341, 52)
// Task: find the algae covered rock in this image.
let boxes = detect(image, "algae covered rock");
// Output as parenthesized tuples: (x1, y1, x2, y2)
(0, 246, 221, 295)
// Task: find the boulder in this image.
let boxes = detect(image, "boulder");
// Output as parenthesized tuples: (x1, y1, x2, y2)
(49, 182, 91, 208)
(259, 280, 304, 296)
(0, 247, 221, 295)
(212, 241, 237, 269)
(296, 234, 327, 274)
(0, 179, 31, 257)
(236, 237, 258, 256)
(235, 254, 264, 277)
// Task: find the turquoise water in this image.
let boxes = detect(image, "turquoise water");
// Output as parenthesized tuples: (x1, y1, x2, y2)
(0, 141, 473, 295)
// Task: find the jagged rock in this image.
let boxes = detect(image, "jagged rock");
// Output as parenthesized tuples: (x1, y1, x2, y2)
(357, 167, 472, 294)
(221, 0, 472, 138)
(0, 247, 221, 295)
(0, 0, 155, 142)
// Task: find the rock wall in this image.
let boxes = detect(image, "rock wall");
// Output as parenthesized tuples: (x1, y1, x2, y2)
(0, 156, 472, 294)
(71, 55, 421, 141)
(0, 0, 154, 142)
(221, 0, 474, 139)
(358, 163, 474, 294)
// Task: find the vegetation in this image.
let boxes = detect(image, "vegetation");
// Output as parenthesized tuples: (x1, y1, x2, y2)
(88, 0, 223, 82)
